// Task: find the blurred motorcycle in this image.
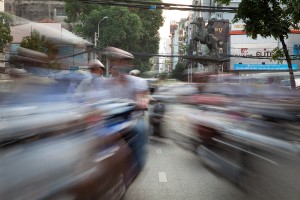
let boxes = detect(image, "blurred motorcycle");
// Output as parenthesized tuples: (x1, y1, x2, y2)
(177, 100, 300, 196)
(149, 100, 166, 138)
(0, 99, 146, 200)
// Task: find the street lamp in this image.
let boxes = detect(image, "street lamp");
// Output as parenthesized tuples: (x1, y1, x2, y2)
(94, 16, 108, 47)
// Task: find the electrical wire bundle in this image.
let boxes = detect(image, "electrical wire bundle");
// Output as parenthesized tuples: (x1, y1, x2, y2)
(78, 0, 237, 13)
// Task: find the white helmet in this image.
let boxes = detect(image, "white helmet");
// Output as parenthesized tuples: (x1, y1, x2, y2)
(129, 69, 141, 76)
(89, 59, 105, 69)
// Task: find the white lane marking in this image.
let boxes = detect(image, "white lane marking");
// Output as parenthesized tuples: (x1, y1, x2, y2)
(156, 148, 162, 154)
(158, 172, 168, 182)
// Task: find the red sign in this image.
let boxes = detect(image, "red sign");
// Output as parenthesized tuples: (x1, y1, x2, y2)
(241, 48, 248, 54)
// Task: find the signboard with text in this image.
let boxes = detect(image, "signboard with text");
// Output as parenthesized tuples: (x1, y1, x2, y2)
(213, 20, 230, 54)
(231, 23, 245, 31)
(234, 64, 298, 71)
(231, 47, 275, 57)
(231, 22, 300, 33)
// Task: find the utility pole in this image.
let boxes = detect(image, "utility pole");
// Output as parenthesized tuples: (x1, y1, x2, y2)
(94, 32, 98, 47)
(94, 16, 108, 48)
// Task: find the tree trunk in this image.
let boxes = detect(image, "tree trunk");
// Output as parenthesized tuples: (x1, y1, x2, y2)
(279, 35, 296, 90)
(0, 48, 5, 68)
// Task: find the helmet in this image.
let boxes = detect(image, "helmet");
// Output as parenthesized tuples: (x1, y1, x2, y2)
(129, 69, 141, 76)
(89, 59, 105, 69)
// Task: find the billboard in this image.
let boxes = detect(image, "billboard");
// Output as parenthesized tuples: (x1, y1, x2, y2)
(229, 24, 300, 71)
(213, 20, 230, 53)
(230, 34, 278, 57)
(231, 23, 245, 31)
(230, 32, 300, 70)
(234, 63, 298, 71)
(231, 22, 300, 33)
(231, 47, 275, 57)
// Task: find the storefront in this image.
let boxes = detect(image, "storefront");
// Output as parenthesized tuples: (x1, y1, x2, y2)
(229, 23, 300, 77)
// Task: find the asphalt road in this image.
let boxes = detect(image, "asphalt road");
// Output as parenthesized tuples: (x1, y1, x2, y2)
(124, 137, 246, 200)
(124, 104, 300, 200)
(124, 104, 246, 200)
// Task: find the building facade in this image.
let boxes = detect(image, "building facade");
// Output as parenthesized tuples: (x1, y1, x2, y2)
(175, 0, 300, 76)
(9, 22, 93, 71)
(0, 0, 4, 12)
(229, 23, 300, 75)
(170, 22, 179, 70)
(3, 1, 94, 70)
(5, 0, 66, 23)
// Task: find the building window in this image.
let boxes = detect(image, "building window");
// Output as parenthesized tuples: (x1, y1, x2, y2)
(216, 13, 223, 19)
(55, 8, 65, 16)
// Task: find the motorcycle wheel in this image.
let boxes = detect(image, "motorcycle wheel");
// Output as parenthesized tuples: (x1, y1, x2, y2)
(150, 123, 164, 138)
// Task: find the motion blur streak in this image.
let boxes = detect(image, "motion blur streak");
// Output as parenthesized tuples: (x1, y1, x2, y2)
(0, 71, 147, 200)
(153, 73, 300, 199)
(1, 43, 300, 200)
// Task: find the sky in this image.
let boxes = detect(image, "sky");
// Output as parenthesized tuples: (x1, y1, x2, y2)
(159, 0, 193, 39)
(158, 0, 193, 55)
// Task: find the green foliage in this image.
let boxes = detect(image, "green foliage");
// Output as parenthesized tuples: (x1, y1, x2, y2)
(0, 12, 13, 52)
(86, 7, 143, 49)
(20, 30, 60, 68)
(171, 62, 186, 81)
(129, 1, 163, 72)
(20, 30, 45, 52)
(131, 2, 164, 54)
(63, 0, 164, 72)
(45, 40, 59, 60)
(271, 47, 285, 64)
(158, 72, 169, 80)
(133, 58, 152, 73)
(215, 0, 300, 39)
(180, 44, 188, 55)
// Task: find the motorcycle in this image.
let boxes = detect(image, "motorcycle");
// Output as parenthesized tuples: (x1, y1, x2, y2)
(175, 100, 300, 196)
(148, 100, 166, 138)
(0, 99, 146, 200)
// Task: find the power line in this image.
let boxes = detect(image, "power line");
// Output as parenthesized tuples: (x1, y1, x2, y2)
(7, 49, 300, 62)
(78, 0, 238, 13)
(91, 0, 238, 9)
(131, 52, 300, 60)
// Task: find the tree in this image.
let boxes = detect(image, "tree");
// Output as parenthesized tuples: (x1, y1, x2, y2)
(171, 62, 186, 81)
(81, 7, 142, 49)
(20, 30, 59, 68)
(216, 0, 300, 89)
(130, 3, 163, 71)
(130, 3, 163, 54)
(0, 12, 13, 52)
(20, 30, 45, 52)
(63, 0, 163, 72)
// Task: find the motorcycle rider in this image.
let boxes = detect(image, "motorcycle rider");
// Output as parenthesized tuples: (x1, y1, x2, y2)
(106, 63, 149, 172)
(75, 59, 107, 101)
